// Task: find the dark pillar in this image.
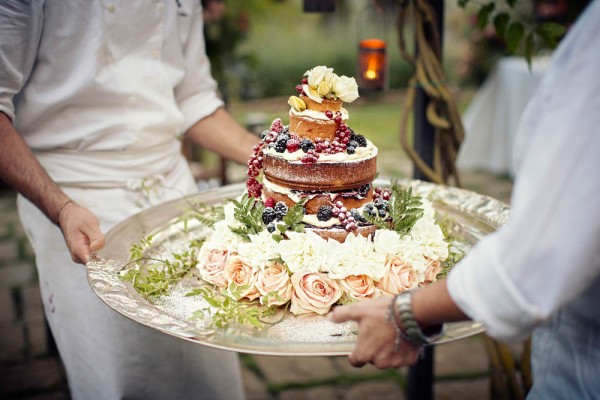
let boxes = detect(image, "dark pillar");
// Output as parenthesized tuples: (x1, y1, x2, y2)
(409, 1, 444, 399)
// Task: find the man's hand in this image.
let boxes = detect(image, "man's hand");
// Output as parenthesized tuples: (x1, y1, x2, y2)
(329, 297, 422, 369)
(57, 202, 105, 264)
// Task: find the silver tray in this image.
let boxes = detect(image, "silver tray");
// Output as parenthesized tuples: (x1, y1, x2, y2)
(87, 179, 510, 356)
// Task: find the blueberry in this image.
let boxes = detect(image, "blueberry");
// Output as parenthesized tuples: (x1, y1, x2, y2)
(364, 202, 376, 217)
(350, 209, 367, 223)
(266, 222, 276, 233)
(346, 146, 356, 155)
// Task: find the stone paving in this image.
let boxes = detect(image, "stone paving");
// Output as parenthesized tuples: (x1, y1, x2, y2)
(0, 163, 514, 399)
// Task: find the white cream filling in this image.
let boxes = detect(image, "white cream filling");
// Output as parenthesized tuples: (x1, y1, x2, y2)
(263, 139, 378, 162)
(262, 178, 369, 228)
(289, 107, 349, 121)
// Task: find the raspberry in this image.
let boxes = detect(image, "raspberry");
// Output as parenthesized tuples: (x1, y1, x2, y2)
(265, 198, 276, 208)
(270, 118, 284, 133)
(325, 110, 333, 119)
(262, 207, 277, 224)
(316, 205, 333, 221)
(286, 139, 300, 153)
(274, 202, 288, 219)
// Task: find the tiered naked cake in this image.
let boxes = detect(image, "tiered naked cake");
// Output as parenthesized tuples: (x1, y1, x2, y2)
(245, 66, 386, 242)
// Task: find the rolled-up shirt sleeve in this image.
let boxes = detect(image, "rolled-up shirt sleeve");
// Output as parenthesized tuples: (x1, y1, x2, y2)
(0, 0, 44, 121)
(447, 3, 600, 342)
(174, 3, 224, 133)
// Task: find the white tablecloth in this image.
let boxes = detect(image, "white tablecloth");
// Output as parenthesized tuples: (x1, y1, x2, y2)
(457, 56, 550, 177)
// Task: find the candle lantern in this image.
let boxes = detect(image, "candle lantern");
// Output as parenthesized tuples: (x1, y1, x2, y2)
(357, 38, 387, 92)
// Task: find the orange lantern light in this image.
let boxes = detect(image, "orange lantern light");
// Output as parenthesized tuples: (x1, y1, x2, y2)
(357, 38, 387, 92)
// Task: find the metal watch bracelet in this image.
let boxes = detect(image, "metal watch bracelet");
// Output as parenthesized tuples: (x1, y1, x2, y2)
(393, 290, 443, 346)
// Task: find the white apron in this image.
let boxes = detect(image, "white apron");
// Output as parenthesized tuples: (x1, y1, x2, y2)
(17, 144, 244, 400)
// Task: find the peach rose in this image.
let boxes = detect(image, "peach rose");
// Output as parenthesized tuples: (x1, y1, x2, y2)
(420, 258, 442, 287)
(224, 255, 260, 301)
(256, 261, 293, 306)
(290, 271, 343, 315)
(197, 247, 229, 288)
(340, 274, 380, 301)
(376, 255, 419, 296)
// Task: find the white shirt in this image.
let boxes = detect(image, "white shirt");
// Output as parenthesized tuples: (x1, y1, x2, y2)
(0, 0, 223, 184)
(448, 0, 600, 342)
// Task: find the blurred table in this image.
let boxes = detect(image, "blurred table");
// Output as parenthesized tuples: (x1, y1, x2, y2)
(458, 56, 551, 178)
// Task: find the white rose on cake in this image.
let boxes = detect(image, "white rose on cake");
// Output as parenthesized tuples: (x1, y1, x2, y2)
(332, 75, 359, 103)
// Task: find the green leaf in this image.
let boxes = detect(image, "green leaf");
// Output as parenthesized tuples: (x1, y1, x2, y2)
(535, 22, 566, 49)
(506, 22, 524, 54)
(477, 3, 495, 30)
(493, 12, 510, 38)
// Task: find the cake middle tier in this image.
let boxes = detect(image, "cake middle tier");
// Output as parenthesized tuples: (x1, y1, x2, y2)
(263, 151, 378, 192)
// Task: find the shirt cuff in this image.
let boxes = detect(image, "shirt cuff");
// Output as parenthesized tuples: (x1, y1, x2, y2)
(178, 93, 224, 135)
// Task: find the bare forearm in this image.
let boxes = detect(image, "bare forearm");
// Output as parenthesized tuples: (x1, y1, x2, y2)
(412, 280, 469, 329)
(0, 112, 70, 224)
(184, 107, 258, 164)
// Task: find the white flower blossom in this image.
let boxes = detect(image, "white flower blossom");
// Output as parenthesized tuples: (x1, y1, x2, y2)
(305, 66, 334, 88)
(332, 75, 359, 103)
(327, 234, 386, 280)
(277, 230, 328, 273)
(410, 198, 449, 261)
(203, 220, 244, 253)
(237, 230, 281, 270)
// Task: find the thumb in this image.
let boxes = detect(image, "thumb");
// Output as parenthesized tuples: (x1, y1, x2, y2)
(329, 303, 361, 324)
(89, 232, 105, 253)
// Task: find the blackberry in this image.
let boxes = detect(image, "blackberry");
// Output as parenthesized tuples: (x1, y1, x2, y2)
(350, 209, 367, 224)
(274, 137, 288, 153)
(262, 207, 277, 224)
(352, 134, 367, 147)
(274, 202, 288, 219)
(300, 138, 315, 153)
(346, 146, 356, 155)
(357, 184, 370, 198)
(266, 222, 276, 233)
(317, 205, 333, 221)
(281, 126, 290, 135)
